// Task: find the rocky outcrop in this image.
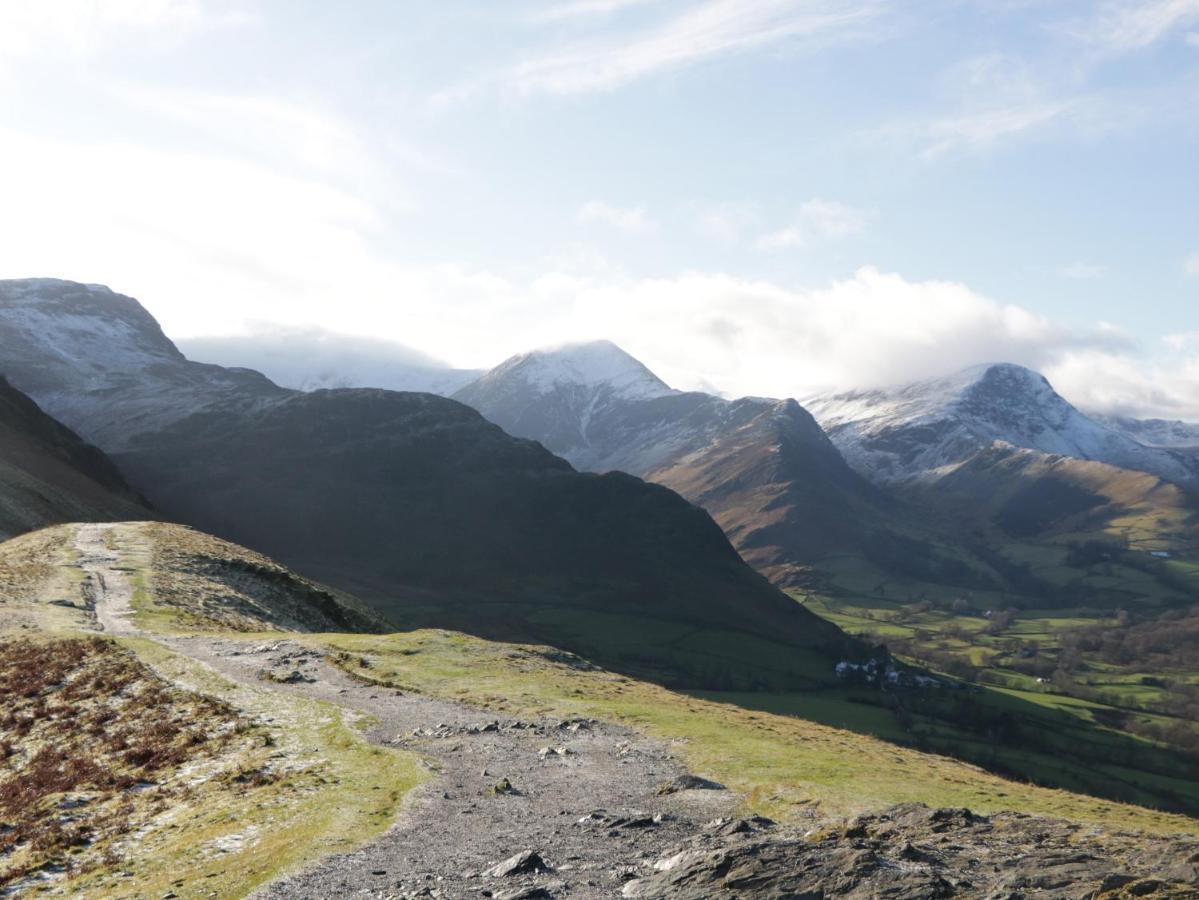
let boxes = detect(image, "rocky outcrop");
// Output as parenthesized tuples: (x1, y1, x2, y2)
(623, 805, 1199, 899)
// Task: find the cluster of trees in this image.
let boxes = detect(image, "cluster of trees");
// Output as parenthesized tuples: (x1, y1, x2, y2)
(1060, 608, 1199, 672)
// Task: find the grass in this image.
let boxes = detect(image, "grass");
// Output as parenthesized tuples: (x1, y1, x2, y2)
(57, 637, 426, 899)
(306, 629, 1199, 836)
(5, 519, 1199, 899)
(0, 524, 426, 898)
(0, 636, 251, 890)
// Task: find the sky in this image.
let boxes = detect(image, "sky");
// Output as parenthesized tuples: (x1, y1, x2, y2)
(0, 0, 1197, 417)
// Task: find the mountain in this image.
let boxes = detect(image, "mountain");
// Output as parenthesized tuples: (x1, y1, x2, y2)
(454, 343, 951, 587)
(805, 364, 1199, 491)
(0, 279, 853, 689)
(178, 330, 483, 396)
(0, 375, 149, 538)
(0, 279, 285, 451)
(1093, 414, 1199, 451)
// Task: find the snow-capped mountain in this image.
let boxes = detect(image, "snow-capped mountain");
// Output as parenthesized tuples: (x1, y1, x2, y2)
(178, 331, 483, 397)
(454, 340, 678, 470)
(1091, 414, 1199, 451)
(805, 363, 1199, 490)
(455, 341, 891, 585)
(0, 279, 283, 450)
(0, 279, 850, 684)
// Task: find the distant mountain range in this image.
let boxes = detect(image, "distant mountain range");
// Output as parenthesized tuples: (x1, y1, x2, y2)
(1093, 414, 1199, 451)
(453, 343, 1199, 584)
(0, 278, 852, 689)
(454, 341, 897, 586)
(804, 363, 1199, 491)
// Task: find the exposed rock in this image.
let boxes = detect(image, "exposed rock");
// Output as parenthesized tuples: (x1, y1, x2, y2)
(484, 850, 550, 878)
(657, 775, 725, 795)
(622, 804, 1199, 899)
(493, 887, 554, 900)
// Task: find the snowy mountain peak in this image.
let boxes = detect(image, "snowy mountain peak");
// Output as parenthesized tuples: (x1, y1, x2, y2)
(483, 340, 675, 401)
(0, 277, 185, 373)
(807, 362, 1199, 489)
(0, 278, 282, 450)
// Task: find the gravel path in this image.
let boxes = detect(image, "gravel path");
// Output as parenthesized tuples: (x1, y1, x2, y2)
(78, 524, 737, 899)
(76, 522, 138, 637)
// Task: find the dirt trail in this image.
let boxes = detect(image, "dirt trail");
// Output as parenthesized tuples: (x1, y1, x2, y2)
(75, 522, 138, 637)
(77, 524, 737, 899)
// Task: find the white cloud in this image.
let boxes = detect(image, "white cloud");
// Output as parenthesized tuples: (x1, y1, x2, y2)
(695, 205, 758, 242)
(1164, 331, 1199, 351)
(1046, 347, 1199, 421)
(440, 0, 882, 100)
(0, 126, 1183, 420)
(1059, 262, 1107, 280)
(1185, 253, 1199, 276)
(756, 198, 872, 250)
(0, 0, 255, 59)
(531, 0, 667, 24)
(578, 201, 658, 233)
(918, 101, 1070, 159)
(1068, 0, 1199, 54)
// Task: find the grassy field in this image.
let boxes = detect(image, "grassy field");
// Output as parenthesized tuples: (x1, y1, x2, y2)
(306, 628, 1199, 836)
(794, 535, 1199, 811)
(5, 520, 1199, 900)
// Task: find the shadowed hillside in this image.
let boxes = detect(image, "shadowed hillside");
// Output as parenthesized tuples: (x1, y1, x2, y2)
(0, 376, 149, 537)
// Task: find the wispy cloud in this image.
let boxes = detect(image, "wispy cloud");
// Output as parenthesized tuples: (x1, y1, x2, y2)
(756, 198, 872, 250)
(440, 0, 883, 100)
(695, 204, 759, 242)
(1059, 262, 1108, 280)
(1067, 0, 1199, 54)
(531, 0, 668, 24)
(0, 0, 256, 58)
(1185, 252, 1199, 276)
(578, 201, 658, 233)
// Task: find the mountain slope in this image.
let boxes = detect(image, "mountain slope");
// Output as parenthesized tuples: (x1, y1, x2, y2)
(1093, 414, 1199, 450)
(455, 343, 960, 587)
(0, 279, 852, 689)
(806, 364, 1199, 490)
(0, 376, 149, 537)
(114, 387, 851, 686)
(0, 278, 286, 451)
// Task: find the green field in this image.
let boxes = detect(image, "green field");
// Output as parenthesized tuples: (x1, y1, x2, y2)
(793, 534, 1199, 814)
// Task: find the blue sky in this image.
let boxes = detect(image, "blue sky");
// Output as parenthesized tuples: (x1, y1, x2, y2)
(0, 0, 1196, 415)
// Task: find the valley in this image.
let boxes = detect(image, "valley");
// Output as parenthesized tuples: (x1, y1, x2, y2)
(3, 521, 1198, 898)
(0, 279, 1197, 896)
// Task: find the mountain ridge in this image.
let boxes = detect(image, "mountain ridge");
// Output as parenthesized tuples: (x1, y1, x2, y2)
(805, 362, 1199, 490)
(0, 278, 854, 689)
(456, 342, 922, 587)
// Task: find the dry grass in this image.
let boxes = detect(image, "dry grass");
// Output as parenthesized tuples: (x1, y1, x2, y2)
(0, 526, 90, 635)
(133, 523, 385, 634)
(0, 636, 253, 890)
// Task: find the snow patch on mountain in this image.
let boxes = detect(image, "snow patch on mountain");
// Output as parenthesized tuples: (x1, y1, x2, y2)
(0, 279, 284, 450)
(806, 363, 1199, 488)
(489, 340, 675, 401)
(1091, 414, 1199, 450)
